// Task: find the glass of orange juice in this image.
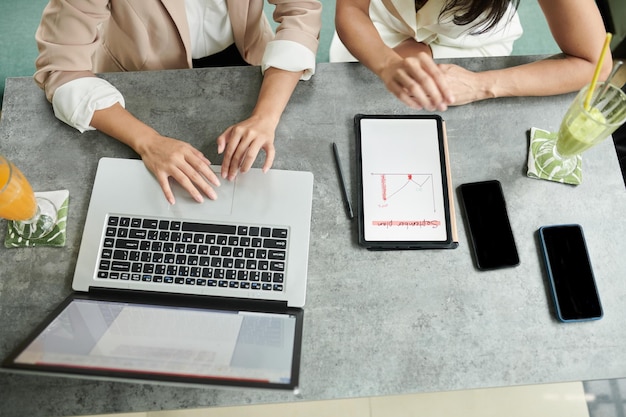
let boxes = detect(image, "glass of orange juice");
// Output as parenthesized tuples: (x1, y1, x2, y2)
(0, 154, 58, 239)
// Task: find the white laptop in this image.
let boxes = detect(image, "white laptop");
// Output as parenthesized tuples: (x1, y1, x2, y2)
(3, 157, 313, 391)
(75, 157, 313, 308)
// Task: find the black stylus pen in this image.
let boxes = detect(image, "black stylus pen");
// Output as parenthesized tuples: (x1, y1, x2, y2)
(332, 142, 354, 220)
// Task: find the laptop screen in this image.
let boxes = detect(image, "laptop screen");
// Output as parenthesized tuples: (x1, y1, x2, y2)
(4, 293, 302, 390)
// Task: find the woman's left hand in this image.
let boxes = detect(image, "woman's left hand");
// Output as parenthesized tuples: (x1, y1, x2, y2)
(439, 63, 494, 105)
(216, 115, 277, 181)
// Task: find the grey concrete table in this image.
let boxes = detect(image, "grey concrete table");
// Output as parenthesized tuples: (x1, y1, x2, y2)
(1, 57, 625, 417)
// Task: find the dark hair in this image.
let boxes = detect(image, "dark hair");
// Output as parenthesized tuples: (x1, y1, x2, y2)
(437, 0, 521, 34)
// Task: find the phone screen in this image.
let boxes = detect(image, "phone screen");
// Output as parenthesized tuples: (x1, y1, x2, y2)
(459, 180, 519, 270)
(539, 224, 602, 322)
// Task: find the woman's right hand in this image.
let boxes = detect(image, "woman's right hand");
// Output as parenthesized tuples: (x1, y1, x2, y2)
(379, 52, 455, 111)
(90, 103, 221, 205)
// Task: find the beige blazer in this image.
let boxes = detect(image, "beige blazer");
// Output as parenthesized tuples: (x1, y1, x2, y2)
(34, 0, 322, 102)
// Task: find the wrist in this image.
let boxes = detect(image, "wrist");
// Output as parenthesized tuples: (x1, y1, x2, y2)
(374, 51, 403, 78)
(479, 70, 501, 100)
(249, 111, 281, 130)
(129, 128, 163, 156)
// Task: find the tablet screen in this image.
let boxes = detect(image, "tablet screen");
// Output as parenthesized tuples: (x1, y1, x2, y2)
(356, 115, 452, 247)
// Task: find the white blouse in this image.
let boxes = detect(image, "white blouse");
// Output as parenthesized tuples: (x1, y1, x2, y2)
(53, 0, 315, 132)
(331, 0, 523, 62)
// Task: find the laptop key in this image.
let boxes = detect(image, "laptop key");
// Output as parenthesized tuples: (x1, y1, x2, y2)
(142, 219, 158, 229)
(270, 261, 285, 272)
(263, 239, 287, 249)
(268, 250, 286, 260)
(110, 261, 130, 272)
(272, 228, 288, 239)
(112, 249, 128, 261)
(115, 239, 139, 249)
(183, 222, 236, 234)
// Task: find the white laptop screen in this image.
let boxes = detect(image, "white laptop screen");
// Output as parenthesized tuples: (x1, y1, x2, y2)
(8, 296, 301, 389)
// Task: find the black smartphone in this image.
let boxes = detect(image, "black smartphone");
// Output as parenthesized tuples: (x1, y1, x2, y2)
(538, 224, 603, 322)
(459, 180, 519, 270)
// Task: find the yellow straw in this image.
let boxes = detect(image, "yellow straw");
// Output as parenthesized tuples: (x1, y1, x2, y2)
(584, 32, 612, 110)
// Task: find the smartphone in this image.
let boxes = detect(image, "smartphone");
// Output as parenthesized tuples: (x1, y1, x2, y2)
(538, 224, 603, 322)
(459, 180, 519, 270)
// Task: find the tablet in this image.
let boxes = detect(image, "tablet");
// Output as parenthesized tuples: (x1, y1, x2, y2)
(355, 114, 458, 250)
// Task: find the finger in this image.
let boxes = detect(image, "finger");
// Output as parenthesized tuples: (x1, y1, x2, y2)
(220, 128, 244, 179)
(261, 145, 275, 173)
(216, 128, 231, 154)
(396, 89, 424, 110)
(392, 72, 433, 109)
(179, 161, 219, 201)
(185, 148, 220, 188)
(156, 173, 177, 205)
(169, 167, 209, 203)
(417, 59, 455, 106)
(238, 143, 261, 174)
(224, 128, 253, 180)
(197, 162, 221, 188)
(227, 143, 250, 180)
(401, 70, 442, 111)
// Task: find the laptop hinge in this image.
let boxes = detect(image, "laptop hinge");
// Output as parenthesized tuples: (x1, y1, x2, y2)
(87, 287, 291, 313)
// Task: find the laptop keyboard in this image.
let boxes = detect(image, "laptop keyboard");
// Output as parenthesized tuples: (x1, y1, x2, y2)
(96, 215, 288, 292)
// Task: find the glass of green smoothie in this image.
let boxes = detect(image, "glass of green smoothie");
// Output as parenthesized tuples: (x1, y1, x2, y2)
(536, 81, 626, 180)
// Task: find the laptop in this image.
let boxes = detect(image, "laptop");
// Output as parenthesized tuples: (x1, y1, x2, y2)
(3, 157, 314, 391)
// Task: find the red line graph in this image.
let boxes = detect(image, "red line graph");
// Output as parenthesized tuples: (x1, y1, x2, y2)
(372, 173, 436, 211)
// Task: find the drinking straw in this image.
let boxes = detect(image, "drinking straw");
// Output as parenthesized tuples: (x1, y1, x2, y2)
(584, 32, 613, 110)
(594, 60, 623, 104)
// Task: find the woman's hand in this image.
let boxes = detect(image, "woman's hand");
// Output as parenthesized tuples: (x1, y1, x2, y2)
(91, 103, 221, 205)
(137, 134, 221, 205)
(379, 52, 455, 111)
(215, 67, 301, 182)
(216, 114, 276, 181)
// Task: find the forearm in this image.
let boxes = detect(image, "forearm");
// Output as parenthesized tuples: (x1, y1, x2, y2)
(90, 103, 160, 154)
(484, 54, 612, 100)
(251, 67, 302, 125)
(335, 0, 400, 77)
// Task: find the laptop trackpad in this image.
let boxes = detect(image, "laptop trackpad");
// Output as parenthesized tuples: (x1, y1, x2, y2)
(165, 174, 235, 218)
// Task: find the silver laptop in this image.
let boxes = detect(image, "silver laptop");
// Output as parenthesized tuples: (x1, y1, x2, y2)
(3, 157, 313, 391)
(75, 157, 313, 308)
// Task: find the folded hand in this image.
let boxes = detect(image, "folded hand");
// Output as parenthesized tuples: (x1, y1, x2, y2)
(380, 52, 455, 111)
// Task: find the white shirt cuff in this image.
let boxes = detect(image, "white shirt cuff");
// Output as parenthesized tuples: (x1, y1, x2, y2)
(261, 40, 316, 80)
(52, 77, 125, 133)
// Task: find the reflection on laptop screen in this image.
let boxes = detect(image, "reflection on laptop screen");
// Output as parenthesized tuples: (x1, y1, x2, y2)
(12, 299, 297, 387)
